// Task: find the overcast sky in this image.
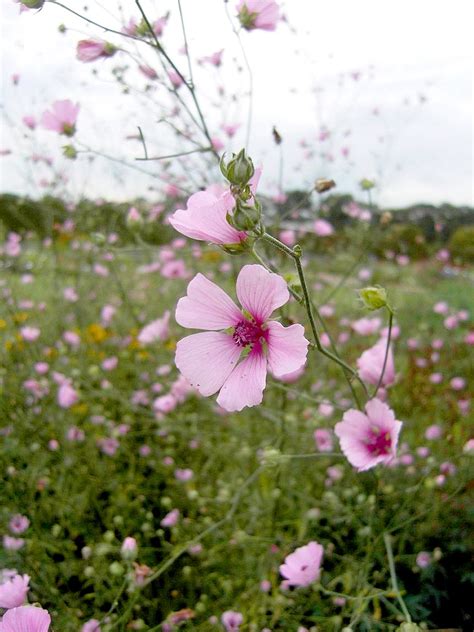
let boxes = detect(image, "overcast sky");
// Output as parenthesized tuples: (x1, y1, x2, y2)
(1, 0, 473, 207)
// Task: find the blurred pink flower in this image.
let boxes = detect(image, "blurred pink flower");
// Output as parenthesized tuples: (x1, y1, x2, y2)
(168, 70, 184, 88)
(138, 65, 158, 80)
(3, 536, 25, 551)
(138, 312, 171, 345)
(81, 620, 100, 632)
(221, 123, 241, 138)
(416, 551, 431, 568)
(175, 265, 309, 412)
(313, 428, 333, 452)
(57, 383, 78, 409)
(237, 0, 280, 31)
(9, 515, 29, 535)
(41, 100, 79, 136)
(76, 40, 116, 62)
(0, 574, 29, 608)
(0, 606, 50, 632)
(357, 338, 395, 388)
(313, 219, 334, 236)
(152, 15, 168, 36)
(335, 398, 402, 471)
(160, 508, 179, 528)
(221, 611, 243, 631)
(279, 541, 324, 587)
(121, 537, 138, 559)
(351, 316, 381, 336)
(20, 327, 40, 342)
(22, 116, 36, 130)
(425, 424, 442, 440)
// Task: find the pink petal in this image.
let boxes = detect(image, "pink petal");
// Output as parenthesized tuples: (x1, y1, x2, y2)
(236, 265, 289, 324)
(265, 321, 309, 378)
(217, 345, 267, 411)
(0, 606, 51, 632)
(365, 398, 395, 425)
(169, 191, 245, 245)
(175, 332, 241, 396)
(175, 273, 242, 330)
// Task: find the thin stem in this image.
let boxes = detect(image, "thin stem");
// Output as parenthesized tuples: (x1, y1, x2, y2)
(261, 232, 368, 408)
(134, 0, 218, 159)
(373, 309, 393, 398)
(136, 146, 212, 162)
(383, 534, 412, 623)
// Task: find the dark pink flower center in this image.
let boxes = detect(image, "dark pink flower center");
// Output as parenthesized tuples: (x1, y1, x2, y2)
(232, 320, 263, 347)
(366, 426, 392, 456)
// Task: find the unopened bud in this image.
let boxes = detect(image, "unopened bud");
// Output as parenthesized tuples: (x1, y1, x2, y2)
(380, 211, 392, 225)
(228, 199, 261, 232)
(397, 624, 422, 632)
(121, 536, 138, 560)
(126, 207, 143, 227)
(220, 149, 255, 186)
(63, 145, 77, 160)
(360, 178, 375, 191)
(20, 0, 45, 8)
(357, 286, 389, 311)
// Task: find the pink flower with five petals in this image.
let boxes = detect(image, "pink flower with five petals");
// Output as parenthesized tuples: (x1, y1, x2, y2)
(175, 265, 309, 412)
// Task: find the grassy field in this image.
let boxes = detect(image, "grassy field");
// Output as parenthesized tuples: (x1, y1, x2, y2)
(0, 233, 473, 631)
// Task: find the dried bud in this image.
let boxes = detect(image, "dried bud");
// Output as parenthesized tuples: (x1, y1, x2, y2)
(357, 286, 388, 311)
(315, 178, 336, 193)
(220, 148, 255, 186)
(380, 211, 392, 225)
(272, 126, 282, 145)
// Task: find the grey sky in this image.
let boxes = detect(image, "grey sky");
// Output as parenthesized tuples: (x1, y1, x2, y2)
(1, 0, 473, 207)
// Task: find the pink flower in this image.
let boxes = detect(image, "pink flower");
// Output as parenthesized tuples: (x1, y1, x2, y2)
(138, 311, 170, 344)
(0, 574, 30, 609)
(334, 398, 403, 471)
(425, 424, 442, 440)
(20, 327, 40, 342)
(168, 70, 184, 88)
(237, 0, 280, 31)
(81, 620, 100, 632)
(313, 428, 333, 452)
(0, 606, 50, 632)
(22, 116, 36, 130)
(41, 100, 79, 136)
(139, 65, 158, 80)
(313, 219, 334, 236)
(175, 265, 309, 411)
(3, 537, 24, 551)
(221, 123, 241, 138)
(351, 317, 381, 336)
(121, 537, 137, 560)
(199, 49, 224, 67)
(221, 611, 243, 631)
(160, 508, 179, 528)
(357, 338, 395, 388)
(9, 515, 29, 535)
(416, 551, 431, 568)
(76, 40, 116, 63)
(57, 383, 78, 409)
(152, 15, 168, 36)
(279, 541, 324, 587)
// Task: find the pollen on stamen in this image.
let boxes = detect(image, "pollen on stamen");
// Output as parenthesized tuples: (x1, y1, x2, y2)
(232, 320, 263, 347)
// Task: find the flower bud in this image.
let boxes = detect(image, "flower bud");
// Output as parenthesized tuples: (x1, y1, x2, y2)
(357, 286, 388, 311)
(359, 178, 375, 191)
(228, 198, 261, 232)
(63, 145, 77, 160)
(397, 624, 422, 632)
(220, 149, 255, 186)
(20, 0, 45, 8)
(109, 561, 125, 576)
(121, 536, 138, 560)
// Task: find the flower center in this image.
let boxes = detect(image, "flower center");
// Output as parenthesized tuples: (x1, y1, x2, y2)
(232, 320, 262, 347)
(366, 426, 392, 456)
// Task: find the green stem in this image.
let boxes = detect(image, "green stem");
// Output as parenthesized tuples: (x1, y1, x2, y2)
(373, 309, 394, 398)
(383, 533, 412, 623)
